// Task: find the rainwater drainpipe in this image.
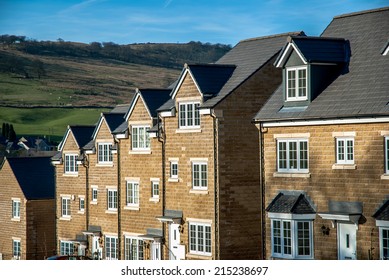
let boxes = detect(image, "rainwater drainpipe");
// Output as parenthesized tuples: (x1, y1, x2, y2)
(157, 115, 166, 259)
(211, 109, 220, 260)
(259, 122, 266, 260)
(115, 137, 122, 260)
(83, 152, 90, 242)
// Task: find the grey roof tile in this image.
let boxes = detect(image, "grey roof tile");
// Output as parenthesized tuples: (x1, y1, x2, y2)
(373, 200, 389, 221)
(266, 191, 316, 214)
(255, 7, 389, 121)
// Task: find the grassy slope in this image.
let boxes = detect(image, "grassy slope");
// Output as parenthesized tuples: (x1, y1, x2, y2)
(0, 106, 109, 142)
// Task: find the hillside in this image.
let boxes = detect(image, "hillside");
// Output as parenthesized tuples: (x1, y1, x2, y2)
(0, 36, 231, 140)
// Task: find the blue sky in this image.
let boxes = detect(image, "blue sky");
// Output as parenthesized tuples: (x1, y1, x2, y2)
(0, 0, 387, 46)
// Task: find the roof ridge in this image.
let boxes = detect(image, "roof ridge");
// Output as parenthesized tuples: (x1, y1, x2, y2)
(239, 31, 305, 43)
(185, 63, 236, 68)
(334, 6, 389, 19)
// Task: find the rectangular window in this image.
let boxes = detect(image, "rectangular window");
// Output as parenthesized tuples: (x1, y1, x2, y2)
(13, 239, 21, 259)
(64, 154, 78, 174)
(132, 126, 150, 150)
(179, 102, 200, 128)
(105, 236, 118, 260)
(61, 197, 71, 217)
(98, 143, 113, 163)
(271, 219, 313, 259)
(151, 181, 159, 198)
(79, 197, 85, 212)
(189, 223, 211, 256)
(91, 187, 98, 202)
(380, 228, 389, 260)
(385, 137, 389, 174)
(277, 139, 308, 172)
(336, 138, 354, 164)
(286, 67, 307, 101)
(170, 161, 178, 179)
(12, 199, 20, 219)
(60, 241, 74, 256)
(107, 189, 118, 210)
(125, 237, 144, 260)
(126, 181, 139, 206)
(192, 162, 208, 190)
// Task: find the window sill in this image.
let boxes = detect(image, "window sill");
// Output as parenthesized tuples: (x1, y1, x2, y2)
(186, 253, 212, 260)
(175, 128, 202, 134)
(168, 178, 179, 182)
(381, 174, 389, 180)
(11, 217, 20, 222)
(105, 210, 118, 214)
(59, 217, 71, 221)
(271, 255, 313, 260)
(189, 189, 209, 195)
(273, 172, 311, 178)
(63, 173, 79, 177)
(90, 201, 97, 205)
(124, 205, 140, 211)
(77, 211, 85, 214)
(96, 163, 114, 167)
(149, 197, 160, 203)
(332, 164, 356, 170)
(129, 150, 152, 155)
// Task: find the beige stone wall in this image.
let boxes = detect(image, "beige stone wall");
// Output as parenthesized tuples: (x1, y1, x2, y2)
(26, 199, 56, 259)
(56, 130, 87, 252)
(0, 161, 27, 260)
(119, 95, 163, 260)
(216, 61, 282, 259)
(262, 122, 389, 260)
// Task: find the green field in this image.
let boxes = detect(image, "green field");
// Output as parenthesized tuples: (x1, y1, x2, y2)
(0, 106, 110, 142)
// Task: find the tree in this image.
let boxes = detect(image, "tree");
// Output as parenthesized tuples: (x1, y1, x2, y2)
(33, 59, 45, 79)
(8, 125, 16, 142)
(1, 123, 5, 138)
(4, 123, 10, 139)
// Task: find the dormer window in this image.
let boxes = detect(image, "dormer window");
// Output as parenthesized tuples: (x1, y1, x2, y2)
(286, 66, 307, 101)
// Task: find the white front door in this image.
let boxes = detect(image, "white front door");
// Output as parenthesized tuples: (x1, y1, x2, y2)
(92, 236, 102, 260)
(151, 242, 161, 260)
(338, 223, 357, 260)
(169, 223, 181, 260)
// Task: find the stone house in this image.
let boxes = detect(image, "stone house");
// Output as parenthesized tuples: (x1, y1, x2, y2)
(0, 156, 56, 260)
(253, 7, 389, 260)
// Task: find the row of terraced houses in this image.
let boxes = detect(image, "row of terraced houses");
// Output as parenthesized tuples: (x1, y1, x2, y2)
(0, 7, 388, 260)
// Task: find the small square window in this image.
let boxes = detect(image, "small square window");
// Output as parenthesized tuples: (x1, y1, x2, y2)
(151, 181, 159, 198)
(107, 189, 118, 210)
(170, 161, 178, 179)
(98, 143, 113, 163)
(336, 138, 354, 164)
(79, 198, 85, 212)
(192, 162, 207, 190)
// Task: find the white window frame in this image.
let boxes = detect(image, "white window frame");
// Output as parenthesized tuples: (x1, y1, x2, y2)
(60, 241, 74, 256)
(286, 66, 307, 101)
(79, 197, 85, 212)
(189, 222, 212, 256)
(91, 187, 98, 202)
(61, 196, 71, 217)
(336, 137, 354, 164)
(131, 125, 150, 150)
(126, 181, 139, 207)
(379, 227, 389, 260)
(105, 236, 118, 260)
(151, 181, 159, 198)
(12, 199, 21, 219)
(270, 218, 313, 259)
(107, 189, 118, 211)
(277, 138, 309, 172)
(98, 143, 113, 163)
(124, 236, 144, 260)
(170, 161, 178, 179)
(192, 162, 208, 190)
(385, 137, 389, 174)
(64, 154, 78, 174)
(179, 102, 200, 128)
(12, 239, 21, 260)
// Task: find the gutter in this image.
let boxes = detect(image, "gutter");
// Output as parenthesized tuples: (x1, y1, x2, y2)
(258, 122, 266, 260)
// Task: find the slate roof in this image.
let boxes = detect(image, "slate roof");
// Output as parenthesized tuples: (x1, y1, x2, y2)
(201, 31, 304, 108)
(184, 64, 236, 97)
(275, 36, 351, 66)
(70, 125, 95, 149)
(139, 88, 172, 118)
(266, 191, 316, 214)
(5, 156, 55, 200)
(102, 113, 126, 132)
(373, 200, 389, 221)
(110, 104, 131, 114)
(255, 7, 389, 122)
(157, 32, 303, 112)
